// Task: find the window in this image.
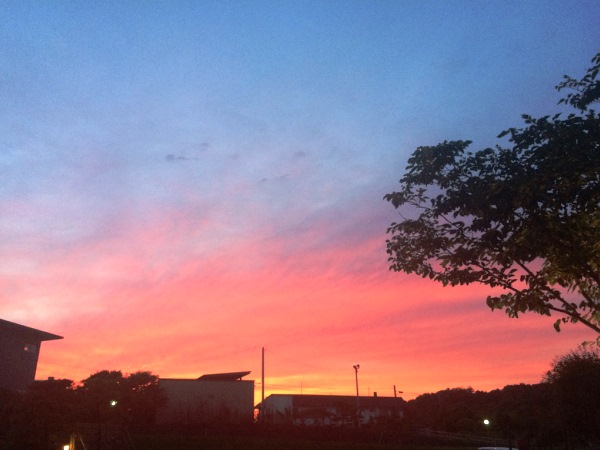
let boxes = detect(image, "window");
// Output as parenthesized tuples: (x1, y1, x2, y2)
(24, 343, 38, 353)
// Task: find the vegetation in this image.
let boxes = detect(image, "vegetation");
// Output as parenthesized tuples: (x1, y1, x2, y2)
(543, 346, 600, 447)
(2, 348, 599, 449)
(404, 385, 552, 444)
(0, 370, 165, 450)
(76, 370, 167, 426)
(403, 346, 600, 448)
(384, 52, 600, 337)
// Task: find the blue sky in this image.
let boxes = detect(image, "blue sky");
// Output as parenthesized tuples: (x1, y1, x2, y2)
(1, 1, 599, 398)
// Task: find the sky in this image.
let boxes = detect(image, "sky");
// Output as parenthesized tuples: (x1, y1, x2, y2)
(1, 1, 599, 402)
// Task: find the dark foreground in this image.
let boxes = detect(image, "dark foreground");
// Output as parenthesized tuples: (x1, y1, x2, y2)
(133, 434, 469, 450)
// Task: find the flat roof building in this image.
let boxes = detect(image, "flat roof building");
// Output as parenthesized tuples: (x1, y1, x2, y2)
(0, 318, 63, 392)
(156, 371, 255, 425)
(257, 393, 404, 426)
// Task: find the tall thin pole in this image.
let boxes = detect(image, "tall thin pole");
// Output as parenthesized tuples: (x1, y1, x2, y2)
(353, 364, 360, 426)
(393, 385, 398, 419)
(261, 347, 265, 405)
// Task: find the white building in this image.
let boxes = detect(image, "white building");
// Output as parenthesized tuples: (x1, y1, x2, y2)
(156, 371, 254, 425)
(257, 394, 404, 426)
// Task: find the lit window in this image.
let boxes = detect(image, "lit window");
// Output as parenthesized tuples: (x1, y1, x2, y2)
(24, 343, 38, 353)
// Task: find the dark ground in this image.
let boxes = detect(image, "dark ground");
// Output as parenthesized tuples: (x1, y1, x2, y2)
(133, 434, 472, 450)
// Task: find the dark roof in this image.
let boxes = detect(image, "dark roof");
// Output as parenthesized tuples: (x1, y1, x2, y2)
(261, 394, 402, 409)
(0, 318, 63, 342)
(197, 371, 251, 381)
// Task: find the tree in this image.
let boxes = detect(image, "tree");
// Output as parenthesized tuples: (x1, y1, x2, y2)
(76, 370, 126, 423)
(121, 370, 167, 426)
(0, 380, 76, 450)
(384, 52, 600, 337)
(76, 370, 166, 425)
(23, 379, 76, 450)
(543, 346, 600, 447)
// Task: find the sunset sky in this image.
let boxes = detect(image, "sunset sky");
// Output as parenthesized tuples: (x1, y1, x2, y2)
(1, 1, 599, 402)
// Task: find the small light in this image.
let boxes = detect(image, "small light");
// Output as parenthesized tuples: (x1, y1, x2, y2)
(110, 400, 118, 407)
(63, 445, 70, 450)
(483, 418, 490, 426)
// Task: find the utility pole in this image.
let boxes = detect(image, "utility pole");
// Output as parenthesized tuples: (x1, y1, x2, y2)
(353, 364, 360, 426)
(261, 347, 265, 405)
(393, 385, 403, 420)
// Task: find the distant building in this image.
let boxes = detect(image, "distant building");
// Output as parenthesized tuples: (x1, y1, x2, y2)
(257, 394, 404, 426)
(156, 371, 254, 425)
(0, 318, 63, 392)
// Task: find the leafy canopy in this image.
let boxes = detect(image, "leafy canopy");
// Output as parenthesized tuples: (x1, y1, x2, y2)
(384, 53, 600, 337)
(543, 346, 600, 441)
(544, 345, 600, 384)
(77, 369, 166, 424)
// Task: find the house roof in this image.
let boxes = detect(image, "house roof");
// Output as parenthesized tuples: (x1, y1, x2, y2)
(258, 394, 403, 409)
(0, 318, 63, 342)
(197, 371, 251, 381)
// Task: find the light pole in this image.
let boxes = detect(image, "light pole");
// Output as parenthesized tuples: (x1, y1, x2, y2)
(394, 386, 403, 419)
(353, 364, 360, 425)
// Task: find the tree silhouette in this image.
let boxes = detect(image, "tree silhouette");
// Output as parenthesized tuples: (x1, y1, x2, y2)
(76, 370, 166, 425)
(544, 346, 600, 447)
(384, 52, 600, 337)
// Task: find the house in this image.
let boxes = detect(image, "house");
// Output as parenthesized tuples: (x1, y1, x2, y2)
(0, 318, 63, 391)
(257, 393, 404, 426)
(156, 371, 254, 425)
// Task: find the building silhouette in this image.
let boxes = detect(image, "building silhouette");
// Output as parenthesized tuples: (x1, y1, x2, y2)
(156, 371, 255, 425)
(0, 318, 63, 391)
(257, 393, 404, 426)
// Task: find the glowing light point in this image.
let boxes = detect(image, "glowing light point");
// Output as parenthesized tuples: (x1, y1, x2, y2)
(483, 418, 490, 426)
(110, 400, 118, 407)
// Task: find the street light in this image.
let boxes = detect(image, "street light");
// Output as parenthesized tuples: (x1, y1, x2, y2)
(483, 418, 491, 438)
(353, 364, 360, 424)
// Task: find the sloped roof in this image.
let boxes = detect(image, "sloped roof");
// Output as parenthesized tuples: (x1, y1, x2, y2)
(0, 318, 63, 342)
(197, 371, 251, 381)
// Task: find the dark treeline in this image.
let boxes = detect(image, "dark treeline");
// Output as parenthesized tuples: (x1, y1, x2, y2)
(403, 346, 600, 449)
(404, 384, 555, 446)
(0, 370, 166, 450)
(1, 348, 599, 450)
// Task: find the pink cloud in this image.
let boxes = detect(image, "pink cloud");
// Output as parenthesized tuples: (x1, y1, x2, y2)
(3, 188, 591, 403)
